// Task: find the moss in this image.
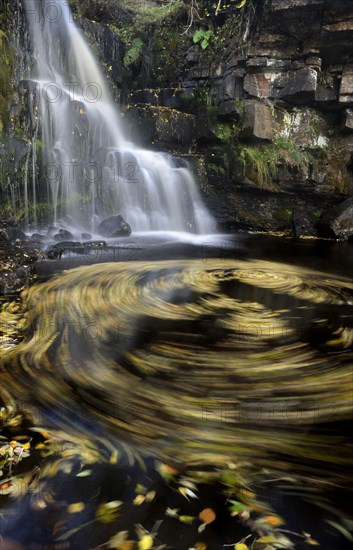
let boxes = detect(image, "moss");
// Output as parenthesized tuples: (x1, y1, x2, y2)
(0, 28, 15, 134)
(124, 38, 144, 68)
(235, 137, 312, 190)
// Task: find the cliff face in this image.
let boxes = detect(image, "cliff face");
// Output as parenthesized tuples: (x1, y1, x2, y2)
(2, 0, 353, 236)
(107, 0, 353, 236)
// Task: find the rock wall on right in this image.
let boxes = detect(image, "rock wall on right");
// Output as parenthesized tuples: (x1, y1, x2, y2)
(117, 0, 353, 237)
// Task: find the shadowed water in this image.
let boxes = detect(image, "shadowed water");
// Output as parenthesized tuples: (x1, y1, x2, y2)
(0, 236, 352, 549)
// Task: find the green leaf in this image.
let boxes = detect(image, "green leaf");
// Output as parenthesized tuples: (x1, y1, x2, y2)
(193, 30, 205, 44)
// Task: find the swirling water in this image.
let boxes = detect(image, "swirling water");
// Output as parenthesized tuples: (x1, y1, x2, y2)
(0, 236, 352, 549)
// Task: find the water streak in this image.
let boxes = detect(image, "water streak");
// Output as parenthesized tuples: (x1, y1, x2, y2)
(23, 0, 214, 233)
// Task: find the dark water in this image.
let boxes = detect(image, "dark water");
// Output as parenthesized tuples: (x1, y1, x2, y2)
(1, 234, 352, 550)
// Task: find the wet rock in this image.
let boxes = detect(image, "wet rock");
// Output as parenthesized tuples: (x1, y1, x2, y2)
(47, 226, 59, 236)
(54, 229, 75, 242)
(292, 209, 317, 237)
(46, 240, 107, 259)
(317, 198, 353, 239)
(81, 232, 92, 240)
(98, 215, 131, 238)
(31, 233, 46, 241)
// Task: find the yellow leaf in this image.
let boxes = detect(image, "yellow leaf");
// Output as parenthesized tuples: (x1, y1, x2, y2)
(257, 536, 278, 543)
(67, 502, 85, 514)
(179, 515, 195, 524)
(110, 450, 119, 464)
(306, 539, 320, 546)
(198, 508, 216, 525)
(195, 543, 207, 550)
(133, 494, 146, 505)
(235, 544, 249, 550)
(138, 534, 154, 550)
(96, 501, 122, 523)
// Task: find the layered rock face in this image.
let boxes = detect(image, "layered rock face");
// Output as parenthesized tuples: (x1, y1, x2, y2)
(118, 0, 353, 236)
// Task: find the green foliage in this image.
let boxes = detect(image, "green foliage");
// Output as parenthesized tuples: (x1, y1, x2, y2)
(193, 29, 213, 50)
(236, 137, 311, 190)
(0, 28, 14, 134)
(123, 37, 144, 68)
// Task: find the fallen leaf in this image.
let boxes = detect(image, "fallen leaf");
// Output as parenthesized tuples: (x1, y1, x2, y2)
(67, 502, 85, 514)
(138, 534, 154, 550)
(199, 508, 216, 525)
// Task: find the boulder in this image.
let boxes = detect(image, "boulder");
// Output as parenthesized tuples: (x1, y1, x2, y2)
(54, 229, 75, 241)
(47, 225, 59, 236)
(317, 198, 353, 239)
(98, 215, 131, 237)
(81, 232, 92, 240)
(31, 233, 47, 241)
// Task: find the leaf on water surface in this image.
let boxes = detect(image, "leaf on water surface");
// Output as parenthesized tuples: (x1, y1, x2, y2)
(179, 486, 198, 500)
(133, 494, 146, 506)
(228, 500, 248, 516)
(179, 515, 195, 524)
(76, 469, 92, 477)
(146, 490, 156, 502)
(234, 544, 249, 550)
(96, 500, 123, 523)
(198, 508, 216, 525)
(138, 534, 154, 550)
(67, 501, 85, 514)
(260, 515, 284, 527)
(110, 449, 119, 464)
(107, 530, 129, 548)
(256, 536, 278, 544)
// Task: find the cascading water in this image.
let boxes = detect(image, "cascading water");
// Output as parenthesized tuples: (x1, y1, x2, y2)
(23, 0, 215, 234)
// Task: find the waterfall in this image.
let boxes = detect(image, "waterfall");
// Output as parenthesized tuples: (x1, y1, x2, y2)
(23, 0, 215, 234)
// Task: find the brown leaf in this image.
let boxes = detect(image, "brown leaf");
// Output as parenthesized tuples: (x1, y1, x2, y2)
(199, 508, 216, 525)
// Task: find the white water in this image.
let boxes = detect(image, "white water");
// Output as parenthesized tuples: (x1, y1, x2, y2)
(24, 0, 215, 234)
